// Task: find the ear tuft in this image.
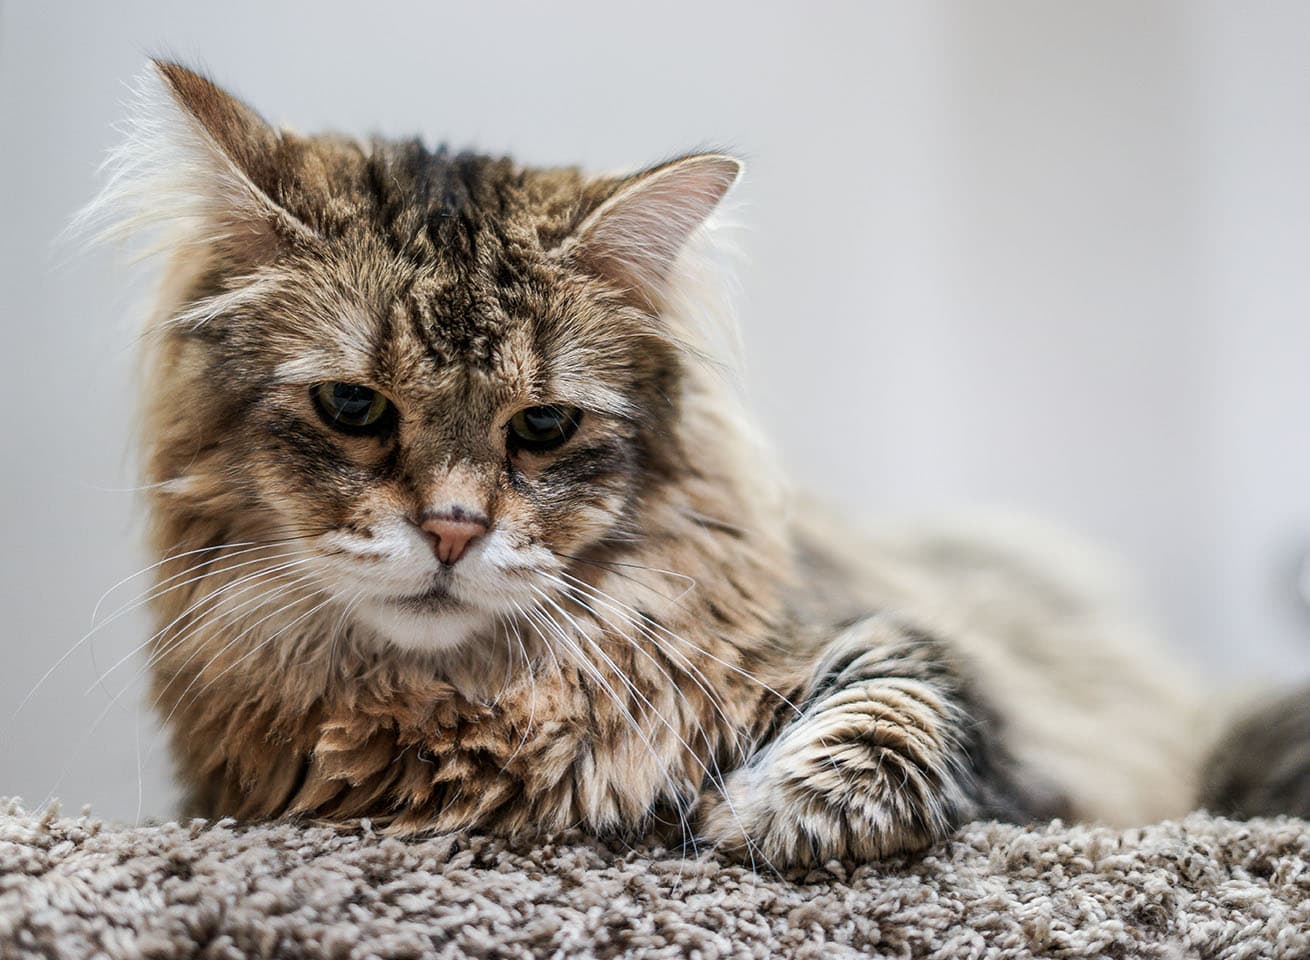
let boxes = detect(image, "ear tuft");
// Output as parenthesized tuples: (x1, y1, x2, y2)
(151, 60, 281, 187)
(74, 60, 312, 262)
(565, 153, 742, 309)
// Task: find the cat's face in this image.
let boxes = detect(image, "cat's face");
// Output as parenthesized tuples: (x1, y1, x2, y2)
(123, 63, 739, 653)
(197, 223, 676, 652)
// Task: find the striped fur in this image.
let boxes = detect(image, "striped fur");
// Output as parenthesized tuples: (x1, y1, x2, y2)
(87, 61, 1274, 869)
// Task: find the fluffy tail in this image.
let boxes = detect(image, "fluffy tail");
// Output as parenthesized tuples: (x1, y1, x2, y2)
(1199, 685, 1310, 819)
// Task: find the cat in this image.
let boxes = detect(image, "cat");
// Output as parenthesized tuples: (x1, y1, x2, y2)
(84, 60, 1306, 869)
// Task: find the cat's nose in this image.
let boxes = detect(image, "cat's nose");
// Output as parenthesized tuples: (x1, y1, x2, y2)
(419, 511, 488, 565)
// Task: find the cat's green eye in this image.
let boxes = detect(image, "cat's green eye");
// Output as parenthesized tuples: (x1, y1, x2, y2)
(311, 382, 395, 436)
(508, 405, 582, 452)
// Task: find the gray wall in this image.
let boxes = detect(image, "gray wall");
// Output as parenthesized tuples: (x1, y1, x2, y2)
(3, 2, 1308, 821)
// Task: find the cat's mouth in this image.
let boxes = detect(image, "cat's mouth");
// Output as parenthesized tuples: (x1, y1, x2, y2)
(390, 581, 463, 613)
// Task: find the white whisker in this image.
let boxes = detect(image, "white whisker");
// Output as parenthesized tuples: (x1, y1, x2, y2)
(84, 554, 323, 694)
(555, 568, 802, 720)
(9, 546, 318, 733)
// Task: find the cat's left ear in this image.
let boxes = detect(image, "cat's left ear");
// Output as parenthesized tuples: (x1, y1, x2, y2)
(563, 154, 741, 310)
(81, 60, 315, 261)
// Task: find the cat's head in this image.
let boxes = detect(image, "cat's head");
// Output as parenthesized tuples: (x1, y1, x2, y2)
(94, 62, 742, 653)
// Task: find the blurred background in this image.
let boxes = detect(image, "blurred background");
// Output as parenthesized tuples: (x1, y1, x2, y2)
(2, 2, 1308, 821)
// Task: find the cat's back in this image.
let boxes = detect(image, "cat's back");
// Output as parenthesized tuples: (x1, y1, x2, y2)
(790, 510, 1211, 824)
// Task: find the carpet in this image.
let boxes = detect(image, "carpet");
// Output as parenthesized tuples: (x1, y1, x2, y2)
(1, 801, 1307, 959)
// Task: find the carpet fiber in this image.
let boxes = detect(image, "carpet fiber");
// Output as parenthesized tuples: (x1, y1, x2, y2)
(1, 802, 1307, 959)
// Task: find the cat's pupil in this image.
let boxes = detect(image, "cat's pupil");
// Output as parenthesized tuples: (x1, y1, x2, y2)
(311, 381, 392, 434)
(508, 405, 582, 451)
(524, 407, 565, 433)
(332, 384, 374, 418)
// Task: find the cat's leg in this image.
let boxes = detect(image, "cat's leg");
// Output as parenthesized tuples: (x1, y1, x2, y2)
(697, 614, 1058, 867)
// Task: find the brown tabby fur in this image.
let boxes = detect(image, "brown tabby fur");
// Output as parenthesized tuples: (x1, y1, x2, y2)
(121, 61, 797, 848)
(90, 61, 1284, 869)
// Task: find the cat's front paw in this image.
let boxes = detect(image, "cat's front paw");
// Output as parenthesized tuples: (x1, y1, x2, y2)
(697, 616, 988, 869)
(696, 700, 965, 869)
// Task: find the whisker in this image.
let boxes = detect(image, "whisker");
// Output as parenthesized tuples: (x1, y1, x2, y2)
(518, 597, 667, 779)
(82, 541, 316, 700)
(554, 568, 803, 720)
(92, 538, 278, 625)
(95, 537, 321, 628)
(550, 550, 698, 601)
(146, 582, 332, 757)
(324, 586, 364, 683)
(512, 599, 564, 681)
(83, 553, 323, 694)
(134, 568, 326, 693)
(541, 572, 738, 736)
(144, 569, 325, 711)
(8, 544, 318, 731)
(180, 588, 338, 710)
(79, 568, 326, 776)
(35, 572, 317, 810)
(531, 586, 707, 833)
(499, 608, 539, 770)
(528, 585, 774, 873)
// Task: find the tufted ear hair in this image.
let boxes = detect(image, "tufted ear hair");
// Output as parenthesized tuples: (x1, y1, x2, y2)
(563, 153, 741, 311)
(78, 60, 315, 264)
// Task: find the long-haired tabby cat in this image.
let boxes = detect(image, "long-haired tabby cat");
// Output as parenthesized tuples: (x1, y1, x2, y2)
(86, 61, 1307, 868)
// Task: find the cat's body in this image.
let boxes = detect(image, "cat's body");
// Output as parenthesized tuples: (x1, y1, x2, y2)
(95, 62, 1288, 868)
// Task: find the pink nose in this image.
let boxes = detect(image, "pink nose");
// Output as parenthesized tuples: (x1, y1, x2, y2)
(420, 513, 488, 565)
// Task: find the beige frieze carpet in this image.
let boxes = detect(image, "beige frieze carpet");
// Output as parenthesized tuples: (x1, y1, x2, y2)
(1, 802, 1307, 959)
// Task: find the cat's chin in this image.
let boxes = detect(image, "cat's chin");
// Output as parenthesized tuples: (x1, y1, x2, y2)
(350, 598, 494, 655)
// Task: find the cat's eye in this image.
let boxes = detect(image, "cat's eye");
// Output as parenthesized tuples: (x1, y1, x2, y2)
(507, 405, 582, 452)
(311, 382, 395, 436)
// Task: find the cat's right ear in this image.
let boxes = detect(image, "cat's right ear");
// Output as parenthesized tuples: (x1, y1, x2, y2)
(77, 60, 315, 262)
